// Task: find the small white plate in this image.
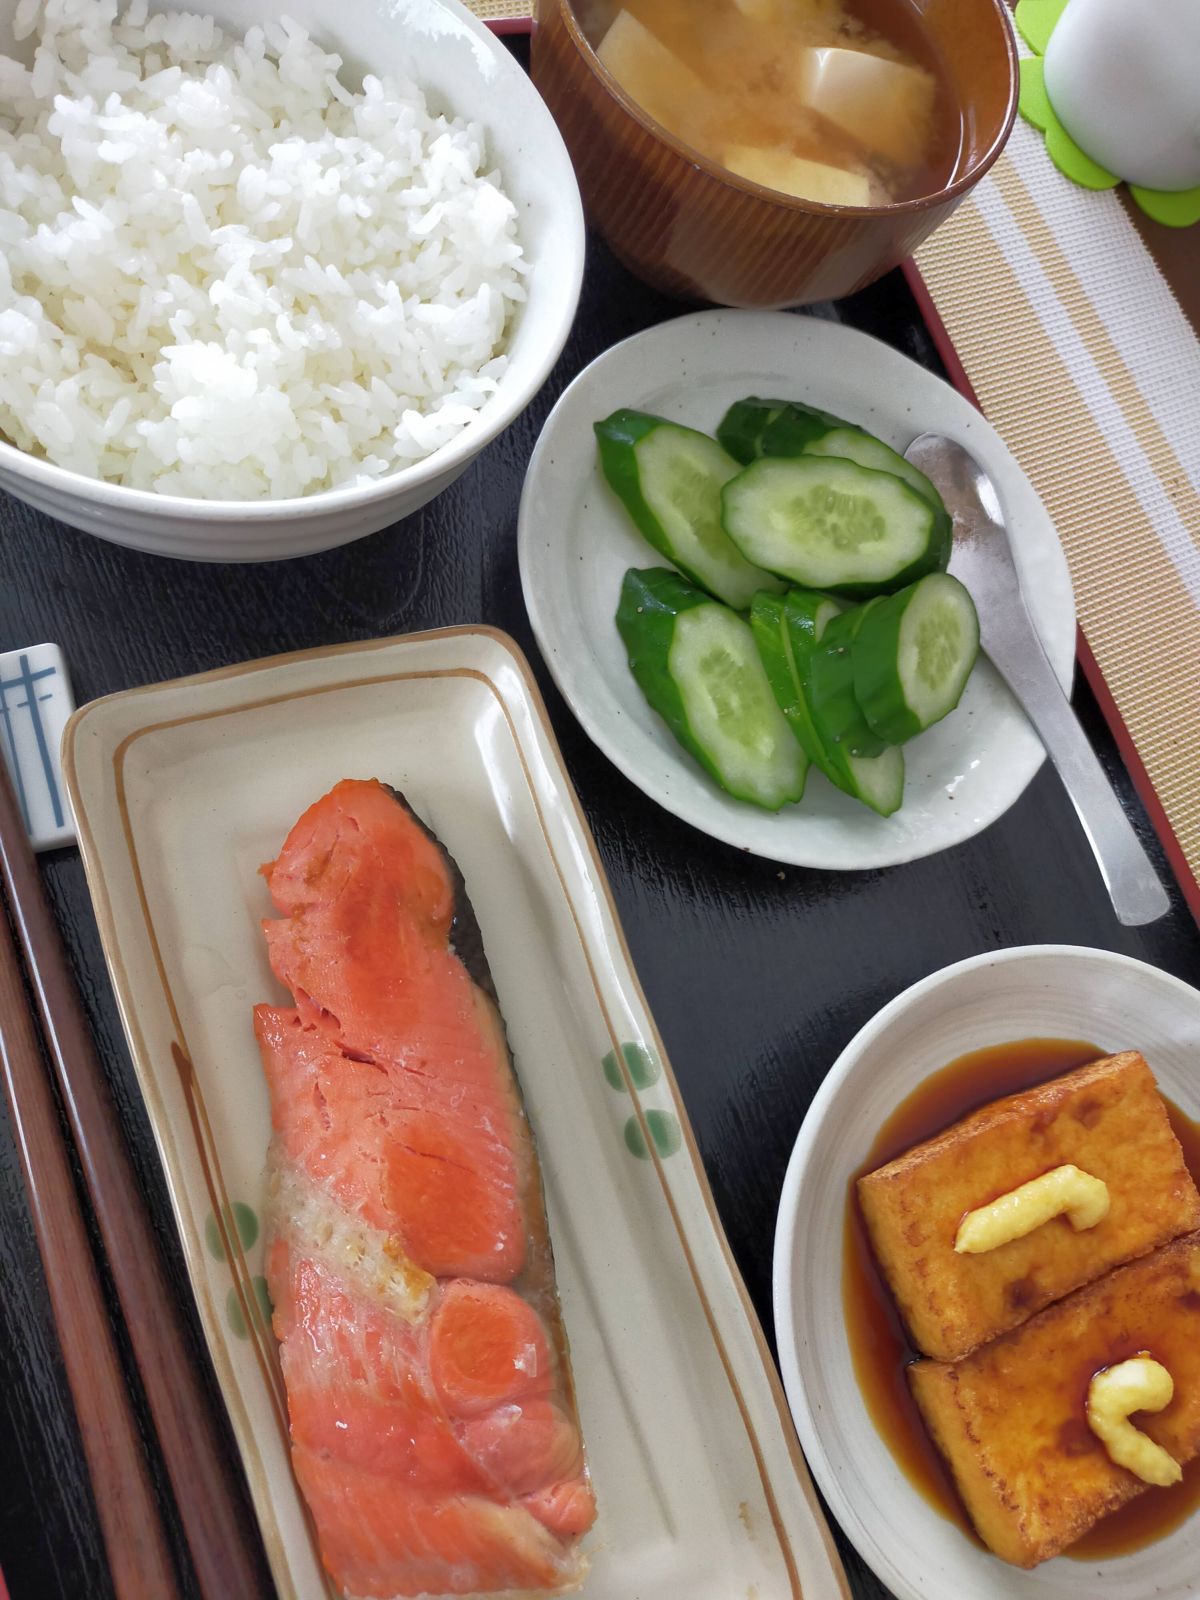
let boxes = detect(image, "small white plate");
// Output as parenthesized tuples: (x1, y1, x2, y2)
(517, 310, 1076, 869)
(772, 944, 1200, 1600)
(64, 628, 849, 1600)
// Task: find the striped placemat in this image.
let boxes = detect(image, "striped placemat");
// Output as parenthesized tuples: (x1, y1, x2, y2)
(465, 0, 533, 24)
(913, 45, 1200, 919)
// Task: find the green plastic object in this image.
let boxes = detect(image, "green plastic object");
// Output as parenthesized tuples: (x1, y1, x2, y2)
(1013, 0, 1062, 55)
(1014, 0, 1200, 228)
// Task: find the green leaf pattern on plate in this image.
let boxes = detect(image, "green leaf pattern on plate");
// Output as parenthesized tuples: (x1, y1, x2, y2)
(602, 1041, 680, 1158)
(601, 1040, 661, 1091)
(226, 1276, 273, 1341)
(204, 1201, 269, 1337)
(205, 1200, 259, 1261)
(624, 1110, 683, 1161)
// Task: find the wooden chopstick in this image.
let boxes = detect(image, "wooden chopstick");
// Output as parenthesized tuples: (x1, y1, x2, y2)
(0, 759, 268, 1600)
(0, 888, 181, 1600)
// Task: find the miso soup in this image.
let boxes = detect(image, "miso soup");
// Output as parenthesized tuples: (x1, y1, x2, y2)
(580, 0, 964, 206)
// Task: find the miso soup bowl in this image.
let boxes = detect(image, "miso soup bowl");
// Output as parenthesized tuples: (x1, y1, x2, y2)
(531, 0, 1018, 308)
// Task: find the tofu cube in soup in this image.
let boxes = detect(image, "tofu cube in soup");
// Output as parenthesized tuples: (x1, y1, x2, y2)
(723, 145, 871, 205)
(797, 46, 936, 167)
(597, 11, 715, 145)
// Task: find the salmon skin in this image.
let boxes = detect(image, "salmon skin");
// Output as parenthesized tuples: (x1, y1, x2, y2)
(254, 779, 595, 1598)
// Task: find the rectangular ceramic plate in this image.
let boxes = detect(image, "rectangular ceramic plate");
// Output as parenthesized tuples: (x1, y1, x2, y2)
(64, 628, 848, 1600)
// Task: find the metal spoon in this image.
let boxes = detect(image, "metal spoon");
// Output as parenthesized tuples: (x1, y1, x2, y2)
(905, 432, 1169, 927)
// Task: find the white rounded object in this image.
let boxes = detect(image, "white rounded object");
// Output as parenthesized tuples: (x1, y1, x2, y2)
(1043, 0, 1200, 191)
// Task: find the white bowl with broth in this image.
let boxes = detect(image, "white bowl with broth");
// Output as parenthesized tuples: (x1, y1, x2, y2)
(0, 0, 584, 562)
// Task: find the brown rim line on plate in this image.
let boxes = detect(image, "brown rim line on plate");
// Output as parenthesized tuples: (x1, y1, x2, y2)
(62, 625, 850, 1600)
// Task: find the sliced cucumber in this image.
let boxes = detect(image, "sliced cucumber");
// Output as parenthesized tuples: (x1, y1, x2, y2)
(721, 454, 952, 596)
(831, 742, 905, 817)
(807, 605, 890, 759)
(720, 396, 944, 508)
(751, 589, 843, 768)
(757, 400, 850, 459)
(853, 572, 980, 743)
(716, 398, 789, 464)
(595, 410, 786, 610)
(802, 428, 944, 508)
(753, 586, 903, 813)
(717, 397, 843, 463)
(617, 568, 808, 811)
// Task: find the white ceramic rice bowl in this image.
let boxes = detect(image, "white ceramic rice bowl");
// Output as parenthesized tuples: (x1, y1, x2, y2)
(0, 0, 584, 561)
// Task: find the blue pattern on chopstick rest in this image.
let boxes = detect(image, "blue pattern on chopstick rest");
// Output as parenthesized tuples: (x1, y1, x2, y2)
(0, 644, 76, 851)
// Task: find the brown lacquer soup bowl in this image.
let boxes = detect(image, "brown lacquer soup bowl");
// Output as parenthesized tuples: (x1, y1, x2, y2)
(531, 0, 1018, 307)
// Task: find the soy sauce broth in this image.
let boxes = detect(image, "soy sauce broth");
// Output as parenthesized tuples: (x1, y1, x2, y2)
(577, 0, 964, 205)
(843, 1038, 1200, 1561)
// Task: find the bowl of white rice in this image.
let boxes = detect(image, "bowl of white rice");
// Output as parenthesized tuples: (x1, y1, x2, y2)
(0, 0, 584, 560)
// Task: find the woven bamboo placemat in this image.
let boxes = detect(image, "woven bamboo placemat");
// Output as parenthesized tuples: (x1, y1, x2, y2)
(464, 0, 533, 22)
(913, 52, 1200, 917)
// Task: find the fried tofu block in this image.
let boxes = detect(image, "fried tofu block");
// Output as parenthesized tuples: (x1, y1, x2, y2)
(909, 1233, 1200, 1566)
(858, 1053, 1200, 1360)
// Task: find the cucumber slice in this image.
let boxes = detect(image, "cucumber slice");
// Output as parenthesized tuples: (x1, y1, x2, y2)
(721, 454, 952, 595)
(596, 410, 786, 610)
(834, 742, 905, 817)
(794, 601, 905, 815)
(808, 606, 890, 758)
(853, 572, 980, 743)
(753, 586, 903, 813)
(617, 568, 808, 811)
(716, 398, 788, 464)
(720, 397, 944, 508)
(751, 589, 843, 768)
(717, 397, 843, 463)
(757, 401, 850, 459)
(802, 428, 944, 508)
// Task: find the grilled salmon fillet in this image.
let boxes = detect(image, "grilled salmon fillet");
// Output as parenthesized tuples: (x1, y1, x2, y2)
(255, 779, 595, 1598)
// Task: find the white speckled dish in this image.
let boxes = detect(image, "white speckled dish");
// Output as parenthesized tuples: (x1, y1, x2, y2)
(64, 627, 850, 1600)
(517, 310, 1076, 869)
(774, 944, 1200, 1600)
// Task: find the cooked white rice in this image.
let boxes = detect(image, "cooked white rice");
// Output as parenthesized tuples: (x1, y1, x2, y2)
(0, 0, 527, 498)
